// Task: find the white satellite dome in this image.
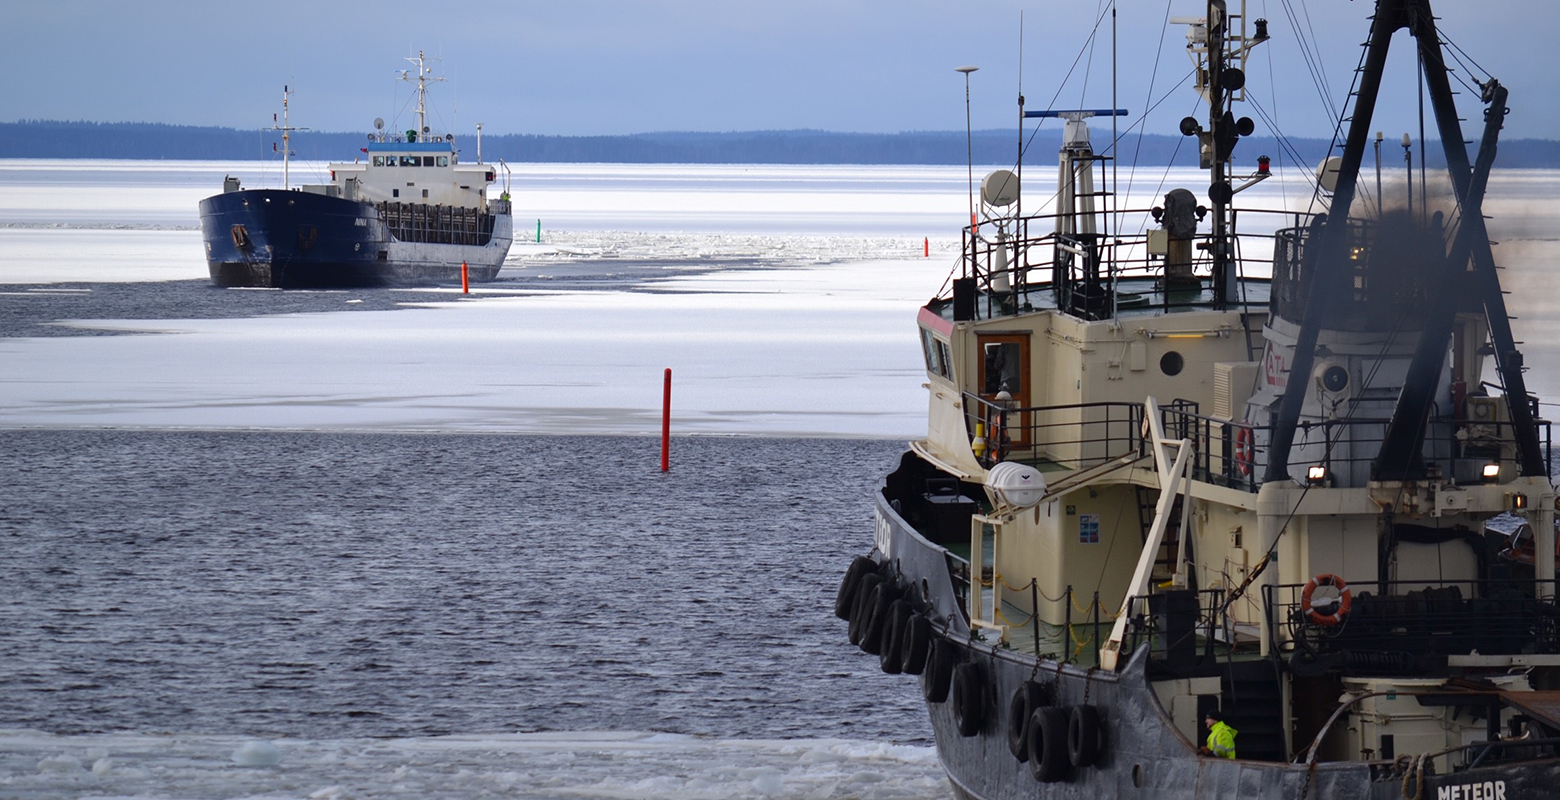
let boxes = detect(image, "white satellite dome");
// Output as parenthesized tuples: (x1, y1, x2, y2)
(986, 461, 1048, 509)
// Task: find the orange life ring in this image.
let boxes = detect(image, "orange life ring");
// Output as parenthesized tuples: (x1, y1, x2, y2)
(1233, 426, 1254, 476)
(1302, 573, 1352, 626)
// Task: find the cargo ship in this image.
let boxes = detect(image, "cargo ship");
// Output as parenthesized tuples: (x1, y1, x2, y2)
(198, 51, 513, 288)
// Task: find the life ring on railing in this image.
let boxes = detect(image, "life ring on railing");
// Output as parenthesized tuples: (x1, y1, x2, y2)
(1233, 426, 1254, 476)
(1302, 573, 1352, 626)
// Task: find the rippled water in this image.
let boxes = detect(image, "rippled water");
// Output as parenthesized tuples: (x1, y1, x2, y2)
(0, 431, 925, 744)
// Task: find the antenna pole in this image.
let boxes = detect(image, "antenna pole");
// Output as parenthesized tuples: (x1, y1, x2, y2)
(958, 67, 979, 237)
(282, 87, 289, 190)
(402, 50, 446, 141)
(270, 85, 309, 190)
(1111, 4, 1119, 317)
(1207, 0, 1232, 307)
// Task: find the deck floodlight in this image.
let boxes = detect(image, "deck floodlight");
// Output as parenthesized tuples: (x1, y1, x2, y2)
(1482, 462, 1502, 483)
(1306, 465, 1328, 486)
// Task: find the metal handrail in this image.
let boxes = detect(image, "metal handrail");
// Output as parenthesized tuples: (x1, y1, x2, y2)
(957, 206, 1318, 320)
(1262, 578, 1560, 659)
(962, 394, 1144, 470)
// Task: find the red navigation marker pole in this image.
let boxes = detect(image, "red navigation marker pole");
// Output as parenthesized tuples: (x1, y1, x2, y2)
(924, 237, 930, 257)
(661, 368, 672, 472)
(461, 261, 469, 294)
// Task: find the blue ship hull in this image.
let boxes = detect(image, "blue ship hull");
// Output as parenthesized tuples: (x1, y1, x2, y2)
(198, 189, 511, 288)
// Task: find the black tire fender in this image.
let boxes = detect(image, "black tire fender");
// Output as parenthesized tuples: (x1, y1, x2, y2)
(859, 580, 898, 656)
(847, 573, 882, 646)
(951, 661, 986, 737)
(834, 555, 875, 620)
(879, 599, 912, 674)
(921, 638, 957, 703)
(1006, 681, 1047, 761)
(1028, 705, 1071, 783)
(1068, 704, 1100, 767)
(899, 613, 932, 675)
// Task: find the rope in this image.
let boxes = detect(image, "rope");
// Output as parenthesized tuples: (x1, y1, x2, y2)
(1398, 752, 1429, 800)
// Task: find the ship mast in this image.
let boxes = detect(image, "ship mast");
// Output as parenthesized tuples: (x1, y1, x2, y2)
(1174, 1, 1267, 307)
(400, 50, 446, 141)
(271, 86, 309, 190)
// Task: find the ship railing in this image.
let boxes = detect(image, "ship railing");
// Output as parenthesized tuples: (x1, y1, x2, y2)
(955, 206, 1319, 321)
(962, 579, 1231, 667)
(377, 201, 497, 247)
(1262, 578, 1560, 662)
(962, 394, 1144, 472)
(1118, 587, 1237, 668)
(1151, 403, 1552, 492)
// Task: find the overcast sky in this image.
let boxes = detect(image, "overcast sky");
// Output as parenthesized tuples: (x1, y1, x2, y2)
(7, 1, 1558, 143)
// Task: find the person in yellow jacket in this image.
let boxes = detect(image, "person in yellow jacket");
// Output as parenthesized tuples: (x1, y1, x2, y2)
(1201, 711, 1237, 759)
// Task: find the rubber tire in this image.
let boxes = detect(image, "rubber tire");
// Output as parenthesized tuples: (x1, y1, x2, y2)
(951, 662, 986, 737)
(899, 613, 932, 675)
(879, 599, 912, 674)
(1068, 704, 1100, 767)
(1006, 681, 1046, 761)
(1028, 706, 1071, 783)
(847, 573, 882, 646)
(859, 580, 898, 656)
(922, 638, 957, 703)
(834, 556, 875, 619)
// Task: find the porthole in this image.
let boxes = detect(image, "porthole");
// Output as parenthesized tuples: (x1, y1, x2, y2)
(1160, 351, 1184, 376)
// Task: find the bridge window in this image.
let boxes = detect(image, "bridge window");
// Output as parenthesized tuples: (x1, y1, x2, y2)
(423, 156, 435, 167)
(921, 329, 952, 380)
(382, 157, 395, 167)
(372, 156, 384, 166)
(399, 155, 420, 167)
(437, 156, 449, 167)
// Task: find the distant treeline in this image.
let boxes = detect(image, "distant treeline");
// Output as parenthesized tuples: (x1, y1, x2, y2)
(4, 119, 1560, 168)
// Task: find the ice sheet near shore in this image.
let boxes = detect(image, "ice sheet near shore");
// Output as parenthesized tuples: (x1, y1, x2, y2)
(0, 251, 942, 437)
(4, 162, 1558, 435)
(0, 729, 949, 800)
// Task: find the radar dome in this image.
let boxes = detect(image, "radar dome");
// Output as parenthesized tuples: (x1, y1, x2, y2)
(1316, 156, 1344, 193)
(982, 170, 1020, 207)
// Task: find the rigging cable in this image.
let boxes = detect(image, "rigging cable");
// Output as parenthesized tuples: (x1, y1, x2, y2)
(1120, 0, 1178, 233)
